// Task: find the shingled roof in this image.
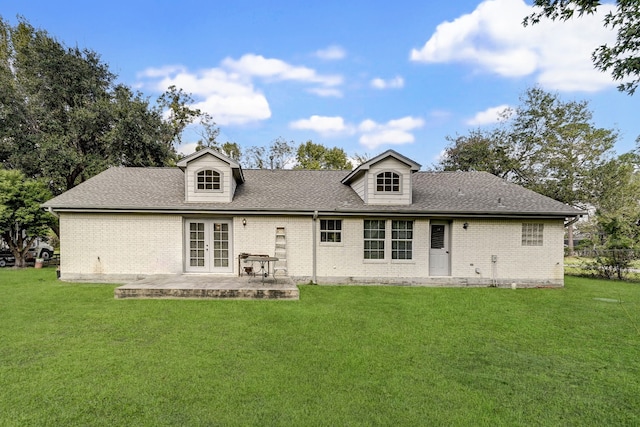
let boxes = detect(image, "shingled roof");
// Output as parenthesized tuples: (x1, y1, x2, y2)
(43, 166, 583, 218)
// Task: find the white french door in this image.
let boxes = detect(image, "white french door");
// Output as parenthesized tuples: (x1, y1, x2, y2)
(185, 219, 233, 273)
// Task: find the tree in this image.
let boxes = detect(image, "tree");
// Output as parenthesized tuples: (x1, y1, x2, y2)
(352, 152, 372, 166)
(506, 87, 617, 208)
(439, 87, 616, 209)
(437, 128, 513, 178)
(194, 112, 221, 152)
(0, 169, 54, 268)
(583, 153, 640, 279)
(524, 0, 640, 95)
(244, 138, 296, 169)
(0, 17, 200, 195)
(295, 140, 353, 170)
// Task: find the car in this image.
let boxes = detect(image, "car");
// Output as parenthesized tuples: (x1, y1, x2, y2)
(0, 250, 15, 267)
(0, 242, 54, 267)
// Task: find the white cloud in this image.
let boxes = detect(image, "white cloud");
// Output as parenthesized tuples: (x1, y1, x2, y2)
(410, 0, 617, 92)
(289, 115, 355, 136)
(138, 53, 346, 125)
(307, 87, 343, 98)
(289, 115, 424, 150)
(315, 45, 347, 60)
(466, 104, 510, 125)
(139, 66, 271, 125)
(371, 76, 405, 89)
(358, 116, 425, 150)
(222, 53, 343, 87)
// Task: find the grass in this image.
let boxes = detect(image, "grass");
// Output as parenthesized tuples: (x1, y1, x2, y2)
(1, 267, 639, 426)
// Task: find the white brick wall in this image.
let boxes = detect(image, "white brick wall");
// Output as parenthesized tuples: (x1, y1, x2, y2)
(59, 213, 183, 281)
(59, 212, 565, 286)
(450, 218, 564, 283)
(233, 216, 312, 277)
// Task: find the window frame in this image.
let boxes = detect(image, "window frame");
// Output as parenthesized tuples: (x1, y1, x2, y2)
(391, 220, 413, 260)
(375, 171, 402, 194)
(195, 168, 223, 192)
(522, 223, 544, 246)
(363, 219, 386, 260)
(320, 219, 343, 244)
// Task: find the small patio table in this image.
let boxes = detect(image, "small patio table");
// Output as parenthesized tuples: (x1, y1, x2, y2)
(244, 256, 279, 283)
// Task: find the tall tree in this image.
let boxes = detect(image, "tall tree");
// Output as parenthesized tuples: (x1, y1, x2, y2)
(0, 169, 54, 268)
(295, 140, 353, 170)
(438, 87, 617, 209)
(506, 87, 617, 207)
(0, 17, 200, 194)
(524, 0, 640, 95)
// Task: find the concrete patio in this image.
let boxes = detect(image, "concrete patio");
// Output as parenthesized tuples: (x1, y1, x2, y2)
(115, 274, 299, 300)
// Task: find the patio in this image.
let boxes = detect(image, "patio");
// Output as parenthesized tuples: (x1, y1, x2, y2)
(115, 274, 299, 300)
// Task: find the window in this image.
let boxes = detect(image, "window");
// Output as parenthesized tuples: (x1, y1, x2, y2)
(196, 169, 221, 191)
(392, 220, 413, 260)
(364, 220, 386, 259)
(431, 225, 445, 249)
(376, 171, 400, 192)
(320, 219, 342, 243)
(522, 223, 544, 246)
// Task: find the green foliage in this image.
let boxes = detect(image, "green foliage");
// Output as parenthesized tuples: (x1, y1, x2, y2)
(579, 153, 640, 278)
(295, 140, 353, 170)
(525, 0, 640, 95)
(1, 270, 639, 425)
(438, 129, 513, 178)
(0, 17, 200, 194)
(438, 87, 617, 209)
(0, 169, 54, 267)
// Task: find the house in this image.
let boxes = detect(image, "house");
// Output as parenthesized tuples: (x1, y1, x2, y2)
(42, 149, 583, 287)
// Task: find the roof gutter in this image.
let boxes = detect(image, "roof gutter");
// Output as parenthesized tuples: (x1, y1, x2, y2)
(564, 215, 582, 228)
(45, 207, 583, 219)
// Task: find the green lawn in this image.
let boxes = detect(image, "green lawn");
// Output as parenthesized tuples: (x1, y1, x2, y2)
(1, 268, 639, 426)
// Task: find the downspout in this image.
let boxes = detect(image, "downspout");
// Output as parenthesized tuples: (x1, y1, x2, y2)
(312, 210, 318, 284)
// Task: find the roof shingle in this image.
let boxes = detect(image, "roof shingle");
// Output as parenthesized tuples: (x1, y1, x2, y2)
(42, 167, 583, 217)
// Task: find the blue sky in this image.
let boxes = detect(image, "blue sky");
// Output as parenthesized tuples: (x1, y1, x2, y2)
(3, 0, 637, 168)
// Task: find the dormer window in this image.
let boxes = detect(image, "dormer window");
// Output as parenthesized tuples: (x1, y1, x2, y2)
(196, 169, 221, 191)
(376, 171, 400, 193)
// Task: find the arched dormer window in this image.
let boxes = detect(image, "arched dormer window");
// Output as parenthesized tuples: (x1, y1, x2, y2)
(196, 168, 221, 191)
(376, 171, 400, 193)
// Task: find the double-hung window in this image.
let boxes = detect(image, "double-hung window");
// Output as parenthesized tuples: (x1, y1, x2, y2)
(364, 220, 385, 259)
(392, 220, 413, 260)
(320, 219, 342, 243)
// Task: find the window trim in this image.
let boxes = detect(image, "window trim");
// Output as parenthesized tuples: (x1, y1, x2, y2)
(364, 219, 386, 260)
(374, 170, 402, 194)
(194, 168, 223, 193)
(391, 220, 413, 260)
(362, 219, 415, 263)
(320, 219, 343, 244)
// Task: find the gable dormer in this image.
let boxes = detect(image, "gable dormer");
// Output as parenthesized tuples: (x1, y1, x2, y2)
(177, 148, 244, 203)
(342, 150, 420, 205)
